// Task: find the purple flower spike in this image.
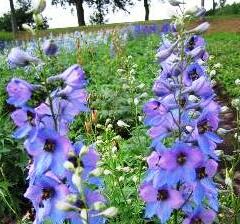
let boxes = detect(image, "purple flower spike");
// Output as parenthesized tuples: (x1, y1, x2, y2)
(24, 172, 69, 223)
(159, 143, 203, 184)
(47, 64, 87, 88)
(183, 207, 216, 224)
(8, 47, 40, 68)
(140, 183, 184, 223)
(6, 78, 33, 107)
(43, 40, 58, 56)
(24, 128, 72, 179)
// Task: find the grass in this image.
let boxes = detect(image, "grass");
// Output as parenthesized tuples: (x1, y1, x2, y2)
(206, 32, 240, 97)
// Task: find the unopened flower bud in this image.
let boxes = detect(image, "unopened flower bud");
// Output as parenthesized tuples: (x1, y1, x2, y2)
(103, 170, 112, 175)
(111, 146, 118, 154)
(42, 40, 58, 56)
(134, 98, 139, 105)
(22, 24, 34, 34)
(33, 13, 44, 26)
(93, 202, 106, 211)
(64, 161, 75, 171)
(220, 106, 229, 113)
(217, 128, 230, 136)
(209, 70, 216, 77)
(156, 40, 179, 62)
(105, 118, 111, 125)
(66, 194, 78, 203)
(90, 167, 104, 176)
(56, 201, 75, 211)
(100, 207, 118, 218)
(117, 120, 130, 128)
(168, 0, 185, 7)
(79, 145, 89, 157)
(32, 0, 46, 13)
(186, 22, 210, 34)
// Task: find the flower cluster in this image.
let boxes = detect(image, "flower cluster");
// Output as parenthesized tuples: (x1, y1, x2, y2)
(6, 44, 111, 223)
(140, 13, 221, 224)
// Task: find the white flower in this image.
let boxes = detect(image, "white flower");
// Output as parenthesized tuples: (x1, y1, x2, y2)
(138, 116, 143, 122)
(235, 79, 240, 85)
(140, 92, 148, 98)
(122, 167, 131, 172)
(132, 175, 138, 183)
(99, 207, 118, 218)
(117, 120, 130, 128)
(137, 83, 145, 89)
(119, 176, 124, 182)
(209, 70, 216, 77)
(134, 97, 139, 106)
(231, 99, 240, 108)
(105, 118, 111, 125)
(188, 95, 199, 102)
(213, 63, 222, 69)
(211, 79, 217, 87)
(103, 170, 112, 175)
(111, 146, 118, 154)
(220, 106, 229, 113)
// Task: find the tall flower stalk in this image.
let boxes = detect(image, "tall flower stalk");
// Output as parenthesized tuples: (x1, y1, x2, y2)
(6, 12, 116, 222)
(140, 6, 221, 224)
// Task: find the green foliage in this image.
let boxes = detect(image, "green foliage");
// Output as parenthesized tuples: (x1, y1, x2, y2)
(207, 2, 240, 16)
(206, 32, 240, 97)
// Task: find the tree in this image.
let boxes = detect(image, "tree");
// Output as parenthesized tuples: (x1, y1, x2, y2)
(0, 1, 49, 32)
(144, 0, 149, 20)
(51, 0, 133, 26)
(219, 0, 227, 8)
(9, 0, 18, 34)
(212, 0, 217, 13)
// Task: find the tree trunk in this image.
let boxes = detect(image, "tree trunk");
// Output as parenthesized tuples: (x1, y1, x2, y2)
(75, 0, 85, 26)
(9, 0, 17, 34)
(144, 0, 149, 21)
(212, 0, 217, 13)
(201, 0, 205, 7)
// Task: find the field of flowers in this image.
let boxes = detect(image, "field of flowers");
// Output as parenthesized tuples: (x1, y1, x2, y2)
(0, 5, 240, 224)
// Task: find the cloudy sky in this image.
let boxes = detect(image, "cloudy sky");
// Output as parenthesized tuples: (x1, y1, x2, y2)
(0, 0, 239, 28)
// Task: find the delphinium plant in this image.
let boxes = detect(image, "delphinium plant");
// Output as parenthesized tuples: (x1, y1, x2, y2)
(140, 2, 221, 224)
(5, 1, 117, 223)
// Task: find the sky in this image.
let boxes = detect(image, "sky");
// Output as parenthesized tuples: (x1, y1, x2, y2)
(0, 0, 239, 28)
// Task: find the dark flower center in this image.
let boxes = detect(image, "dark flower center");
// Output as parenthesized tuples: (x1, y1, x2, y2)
(177, 152, 187, 165)
(61, 94, 68, 100)
(68, 156, 78, 168)
(157, 189, 169, 201)
(191, 218, 203, 224)
(197, 119, 212, 134)
(187, 36, 195, 51)
(196, 167, 207, 179)
(41, 188, 54, 200)
(75, 199, 86, 209)
(79, 160, 84, 168)
(189, 68, 199, 81)
(179, 98, 187, 108)
(153, 101, 161, 110)
(27, 111, 35, 125)
(44, 139, 56, 152)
